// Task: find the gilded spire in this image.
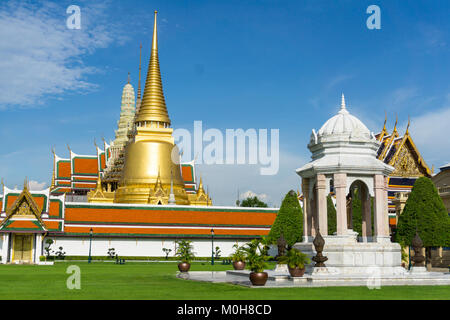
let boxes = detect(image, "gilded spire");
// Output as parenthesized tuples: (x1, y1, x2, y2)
(135, 11, 171, 125)
(406, 115, 410, 134)
(24, 177, 28, 190)
(393, 114, 398, 133)
(95, 174, 103, 192)
(198, 177, 204, 193)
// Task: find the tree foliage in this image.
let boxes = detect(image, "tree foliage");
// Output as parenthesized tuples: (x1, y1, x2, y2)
(351, 189, 363, 237)
(268, 190, 303, 247)
(240, 196, 268, 208)
(327, 195, 337, 235)
(395, 177, 450, 247)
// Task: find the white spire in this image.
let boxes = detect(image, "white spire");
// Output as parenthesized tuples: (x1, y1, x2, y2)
(338, 93, 349, 115)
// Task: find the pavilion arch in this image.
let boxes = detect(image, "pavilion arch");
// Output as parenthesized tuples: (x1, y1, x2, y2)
(347, 179, 373, 242)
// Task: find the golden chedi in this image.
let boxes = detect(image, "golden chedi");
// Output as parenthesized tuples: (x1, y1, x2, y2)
(114, 11, 189, 205)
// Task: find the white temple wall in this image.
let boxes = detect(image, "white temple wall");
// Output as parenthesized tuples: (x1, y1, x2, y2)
(47, 237, 249, 258)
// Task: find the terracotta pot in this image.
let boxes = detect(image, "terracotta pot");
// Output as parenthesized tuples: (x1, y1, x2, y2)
(178, 262, 191, 272)
(288, 266, 306, 277)
(233, 261, 246, 270)
(249, 272, 268, 286)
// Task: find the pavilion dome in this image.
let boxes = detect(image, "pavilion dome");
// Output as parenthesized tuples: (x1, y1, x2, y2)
(317, 94, 371, 139)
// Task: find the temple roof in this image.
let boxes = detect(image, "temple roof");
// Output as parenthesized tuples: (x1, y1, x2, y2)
(376, 118, 431, 177)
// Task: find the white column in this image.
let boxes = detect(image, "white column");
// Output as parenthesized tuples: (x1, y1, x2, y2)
(374, 174, 390, 242)
(334, 173, 347, 236)
(1, 233, 9, 263)
(316, 174, 328, 235)
(361, 185, 372, 241)
(301, 178, 310, 242)
(36, 234, 43, 260)
(309, 190, 316, 238)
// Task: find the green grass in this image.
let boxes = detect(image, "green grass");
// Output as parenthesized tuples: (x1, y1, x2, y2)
(0, 261, 449, 300)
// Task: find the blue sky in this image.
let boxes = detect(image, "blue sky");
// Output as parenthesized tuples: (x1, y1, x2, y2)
(0, 0, 449, 206)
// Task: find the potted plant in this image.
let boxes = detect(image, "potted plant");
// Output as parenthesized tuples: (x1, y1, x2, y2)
(54, 246, 66, 260)
(243, 239, 272, 286)
(107, 248, 116, 259)
(277, 248, 310, 277)
(175, 240, 195, 272)
(44, 238, 54, 261)
(162, 248, 172, 260)
(230, 244, 247, 270)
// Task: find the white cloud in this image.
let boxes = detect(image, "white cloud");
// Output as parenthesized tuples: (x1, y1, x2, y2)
(0, 0, 120, 108)
(325, 74, 354, 90)
(405, 102, 450, 168)
(28, 180, 47, 190)
(389, 87, 419, 106)
(240, 190, 269, 202)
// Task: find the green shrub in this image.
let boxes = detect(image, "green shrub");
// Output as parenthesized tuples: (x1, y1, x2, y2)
(327, 195, 337, 235)
(396, 177, 450, 247)
(268, 190, 303, 247)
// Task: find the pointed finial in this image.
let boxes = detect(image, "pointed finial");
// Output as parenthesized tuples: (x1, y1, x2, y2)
(127, 72, 130, 84)
(383, 111, 387, 130)
(67, 144, 71, 154)
(24, 177, 28, 190)
(406, 115, 410, 134)
(199, 176, 204, 190)
(431, 164, 435, 174)
(135, 9, 171, 125)
(338, 93, 349, 114)
(95, 174, 103, 192)
(1, 178, 4, 191)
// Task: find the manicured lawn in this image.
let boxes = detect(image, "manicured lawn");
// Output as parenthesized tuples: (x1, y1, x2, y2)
(0, 261, 449, 300)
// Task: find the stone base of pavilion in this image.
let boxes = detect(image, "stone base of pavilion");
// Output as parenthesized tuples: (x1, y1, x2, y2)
(181, 268, 450, 288)
(293, 232, 407, 276)
(180, 232, 450, 287)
